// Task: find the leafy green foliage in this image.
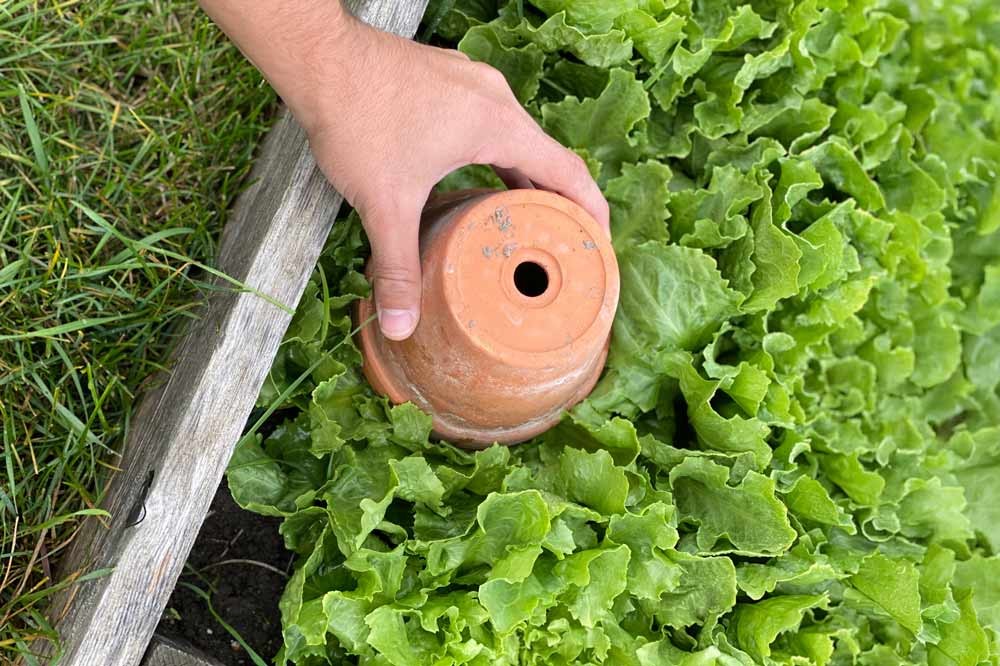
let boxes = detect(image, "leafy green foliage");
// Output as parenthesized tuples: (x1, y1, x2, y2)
(233, 0, 1000, 663)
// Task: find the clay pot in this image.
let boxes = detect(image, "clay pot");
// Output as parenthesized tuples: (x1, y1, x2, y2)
(356, 189, 620, 448)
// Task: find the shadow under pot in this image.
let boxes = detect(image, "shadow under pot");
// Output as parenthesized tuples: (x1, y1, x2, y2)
(355, 188, 620, 449)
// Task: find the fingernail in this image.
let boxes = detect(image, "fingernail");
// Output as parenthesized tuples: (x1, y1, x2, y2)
(378, 308, 417, 340)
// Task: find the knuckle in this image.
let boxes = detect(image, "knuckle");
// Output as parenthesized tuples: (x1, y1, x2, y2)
(372, 264, 420, 289)
(558, 152, 591, 185)
(487, 104, 521, 135)
(473, 62, 510, 89)
(563, 149, 588, 173)
(496, 103, 536, 138)
(478, 96, 507, 118)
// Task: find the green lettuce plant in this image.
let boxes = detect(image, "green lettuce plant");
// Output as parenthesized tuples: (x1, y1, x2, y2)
(228, 0, 1000, 663)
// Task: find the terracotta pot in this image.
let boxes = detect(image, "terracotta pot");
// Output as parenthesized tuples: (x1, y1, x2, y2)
(356, 189, 620, 448)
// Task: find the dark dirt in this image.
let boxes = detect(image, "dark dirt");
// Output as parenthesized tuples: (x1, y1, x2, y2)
(157, 480, 293, 665)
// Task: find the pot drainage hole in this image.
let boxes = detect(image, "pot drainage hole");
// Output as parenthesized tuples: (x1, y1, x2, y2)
(513, 261, 549, 297)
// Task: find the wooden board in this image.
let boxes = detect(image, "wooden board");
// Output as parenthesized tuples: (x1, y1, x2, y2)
(32, 1, 429, 664)
(141, 636, 224, 666)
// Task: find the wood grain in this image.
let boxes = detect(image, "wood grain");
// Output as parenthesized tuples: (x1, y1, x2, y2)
(32, 2, 428, 664)
(141, 636, 224, 666)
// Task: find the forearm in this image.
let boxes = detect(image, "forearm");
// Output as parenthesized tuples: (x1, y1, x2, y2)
(197, 0, 361, 132)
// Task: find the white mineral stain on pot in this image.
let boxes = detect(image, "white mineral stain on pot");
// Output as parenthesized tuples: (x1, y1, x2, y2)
(493, 207, 513, 234)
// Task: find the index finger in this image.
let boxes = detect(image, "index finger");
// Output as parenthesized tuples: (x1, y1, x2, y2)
(478, 114, 610, 231)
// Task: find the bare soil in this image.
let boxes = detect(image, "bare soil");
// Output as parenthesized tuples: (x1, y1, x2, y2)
(157, 481, 291, 665)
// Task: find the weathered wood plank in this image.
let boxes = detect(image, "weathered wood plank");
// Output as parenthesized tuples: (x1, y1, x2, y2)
(141, 635, 224, 666)
(32, 2, 429, 664)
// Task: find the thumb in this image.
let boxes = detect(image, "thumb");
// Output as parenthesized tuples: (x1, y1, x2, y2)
(366, 210, 423, 341)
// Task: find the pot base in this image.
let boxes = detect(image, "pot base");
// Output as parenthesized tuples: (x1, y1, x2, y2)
(355, 189, 620, 449)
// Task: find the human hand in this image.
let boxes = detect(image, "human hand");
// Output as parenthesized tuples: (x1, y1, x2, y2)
(296, 20, 610, 340)
(198, 0, 609, 341)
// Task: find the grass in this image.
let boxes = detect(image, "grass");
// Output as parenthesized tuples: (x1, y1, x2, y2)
(177, 582, 270, 666)
(0, 0, 277, 658)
